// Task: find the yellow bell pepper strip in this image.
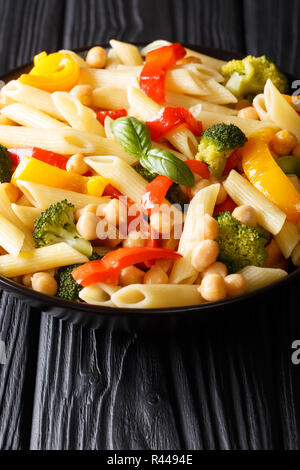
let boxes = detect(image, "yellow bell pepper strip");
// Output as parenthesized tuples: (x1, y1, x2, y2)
(241, 128, 300, 222)
(19, 52, 80, 92)
(12, 156, 109, 197)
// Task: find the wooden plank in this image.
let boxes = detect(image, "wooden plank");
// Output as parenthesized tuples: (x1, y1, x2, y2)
(243, 0, 300, 75)
(63, 0, 245, 52)
(0, 0, 65, 75)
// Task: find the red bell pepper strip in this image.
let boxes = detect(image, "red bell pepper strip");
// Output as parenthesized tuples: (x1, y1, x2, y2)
(72, 246, 181, 286)
(8, 147, 69, 170)
(140, 44, 186, 104)
(213, 197, 237, 216)
(147, 106, 202, 141)
(141, 175, 173, 213)
(102, 183, 123, 199)
(223, 150, 239, 175)
(185, 160, 210, 179)
(96, 109, 127, 125)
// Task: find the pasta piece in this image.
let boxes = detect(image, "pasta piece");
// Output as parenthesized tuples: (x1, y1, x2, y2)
(165, 69, 210, 96)
(110, 39, 143, 66)
(104, 116, 115, 139)
(252, 94, 270, 121)
(1, 81, 64, 120)
(202, 79, 237, 105)
(0, 114, 15, 125)
(182, 63, 224, 82)
(151, 142, 186, 161)
(223, 170, 286, 235)
(92, 86, 129, 109)
(190, 109, 279, 135)
(0, 214, 25, 257)
(0, 184, 34, 250)
(141, 40, 226, 70)
(16, 180, 110, 210)
(0, 243, 88, 278)
(84, 155, 150, 202)
(239, 266, 287, 292)
(11, 204, 42, 230)
(127, 86, 198, 158)
(1, 103, 68, 129)
(275, 221, 300, 259)
(79, 283, 120, 307)
(165, 91, 238, 115)
(169, 184, 220, 284)
(105, 48, 122, 69)
(111, 284, 204, 308)
(264, 79, 300, 141)
(52, 92, 105, 136)
(79, 68, 139, 89)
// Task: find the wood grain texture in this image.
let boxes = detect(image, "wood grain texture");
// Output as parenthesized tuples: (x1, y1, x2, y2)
(1, 0, 300, 451)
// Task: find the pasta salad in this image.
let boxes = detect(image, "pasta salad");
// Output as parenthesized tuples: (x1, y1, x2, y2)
(0, 39, 299, 309)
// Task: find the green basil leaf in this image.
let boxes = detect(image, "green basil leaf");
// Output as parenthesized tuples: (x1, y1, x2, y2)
(110, 117, 151, 158)
(140, 148, 195, 187)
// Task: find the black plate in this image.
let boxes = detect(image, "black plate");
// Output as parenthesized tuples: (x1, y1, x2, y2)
(0, 44, 299, 329)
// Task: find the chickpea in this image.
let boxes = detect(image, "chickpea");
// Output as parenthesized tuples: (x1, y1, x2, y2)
(123, 230, 146, 248)
(270, 130, 298, 156)
(292, 144, 300, 158)
(96, 219, 121, 248)
(2, 183, 20, 203)
(150, 209, 175, 236)
(75, 203, 98, 221)
(191, 240, 219, 272)
(31, 272, 58, 296)
(161, 236, 179, 251)
(66, 154, 89, 175)
(119, 266, 145, 286)
(199, 274, 227, 302)
(76, 212, 99, 240)
(202, 261, 228, 278)
(209, 177, 227, 205)
(22, 274, 33, 288)
(235, 99, 251, 111)
(155, 259, 173, 273)
(144, 266, 169, 284)
(201, 214, 219, 240)
(70, 85, 93, 107)
(224, 274, 247, 297)
(86, 46, 106, 69)
(264, 239, 282, 268)
(237, 106, 259, 120)
(232, 205, 257, 227)
(103, 199, 126, 226)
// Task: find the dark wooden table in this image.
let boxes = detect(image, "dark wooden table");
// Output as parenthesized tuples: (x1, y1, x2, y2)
(0, 0, 300, 450)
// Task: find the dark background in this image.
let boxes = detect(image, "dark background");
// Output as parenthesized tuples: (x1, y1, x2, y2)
(0, 0, 300, 450)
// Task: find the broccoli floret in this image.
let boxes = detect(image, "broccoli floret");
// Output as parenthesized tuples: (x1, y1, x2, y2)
(134, 163, 188, 209)
(195, 123, 247, 177)
(221, 55, 288, 100)
(33, 199, 92, 257)
(55, 251, 101, 301)
(0, 144, 14, 183)
(216, 211, 269, 273)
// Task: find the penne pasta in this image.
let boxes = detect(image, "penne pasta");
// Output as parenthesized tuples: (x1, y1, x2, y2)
(238, 266, 288, 292)
(52, 92, 105, 136)
(0, 214, 25, 257)
(79, 283, 120, 307)
(275, 221, 300, 259)
(223, 170, 286, 235)
(190, 108, 279, 135)
(11, 204, 42, 230)
(16, 180, 110, 210)
(202, 79, 238, 105)
(252, 94, 270, 121)
(169, 184, 220, 284)
(110, 39, 143, 66)
(0, 243, 88, 278)
(79, 67, 139, 89)
(165, 91, 238, 115)
(111, 284, 204, 308)
(264, 79, 300, 141)
(92, 86, 129, 110)
(106, 48, 123, 69)
(1, 103, 68, 129)
(1, 80, 64, 120)
(165, 68, 210, 96)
